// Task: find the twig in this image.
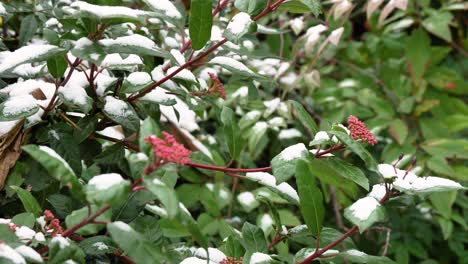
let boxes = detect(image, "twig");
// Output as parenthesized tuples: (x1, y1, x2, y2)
(329, 186, 346, 231)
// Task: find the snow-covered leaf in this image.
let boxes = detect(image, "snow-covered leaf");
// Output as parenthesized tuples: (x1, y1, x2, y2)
(271, 143, 309, 183)
(344, 197, 385, 233)
(99, 34, 167, 58)
(0, 44, 64, 76)
(85, 173, 130, 205)
(59, 85, 93, 113)
(143, 174, 179, 219)
(103, 96, 140, 132)
(208, 56, 257, 77)
(0, 95, 39, 121)
(224, 12, 256, 43)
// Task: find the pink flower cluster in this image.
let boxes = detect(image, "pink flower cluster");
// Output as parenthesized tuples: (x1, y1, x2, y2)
(44, 210, 63, 236)
(145, 132, 192, 165)
(208, 72, 227, 99)
(220, 257, 243, 264)
(347, 115, 377, 145)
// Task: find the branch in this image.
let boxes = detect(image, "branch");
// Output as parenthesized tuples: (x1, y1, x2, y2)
(297, 192, 394, 264)
(187, 162, 272, 173)
(128, 0, 287, 102)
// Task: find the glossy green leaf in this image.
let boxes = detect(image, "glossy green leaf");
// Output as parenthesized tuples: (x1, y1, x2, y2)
(289, 100, 318, 135)
(143, 173, 179, 219)
(22, 145, 84, 199)
(189, 0, 212, 50)
(47, 54, 68, 78)
(11, 187, 42, 217)
(220, 106, 244, 160)
(241, 222, 268, 252)
(295, 160, 324, 236)
(18, 15, 37, 47)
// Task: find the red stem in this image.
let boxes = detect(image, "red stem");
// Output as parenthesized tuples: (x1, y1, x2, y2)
(187, 162, 272, 173)
(315, 144, 344, 158)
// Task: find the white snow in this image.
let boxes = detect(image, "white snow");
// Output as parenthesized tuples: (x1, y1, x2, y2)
(0, 44, 60, 73)
(97, 126, 124, 140)
(313, 131, 331, 142)
(259, 213, 274, 233)
(34, 232, 45, 242)
(100, 34, 156, 50)
(126, 72, 152, 86)
(38, 146, 73, 172)
(252, 122, 268, 133)
(275, 182, 300, 203)
(11, 63, 45, 77)
(0, 244, 26, 264)
(250, 252, 272, 264)
(209, 56, 255, 75)
(378, 163, 399, 179)
(180, 257, 207, 264)
(170, 49, 186, 65)
(113, 221, 133, 232)
(50, 236, 70, 249)
(104, 96, 132, 118)
(15, 226, 36, 242)
(328, 27, 344, 46)
(290, 17, 305, 35)
(167, 67, 197, 82)
(101, 54, 143, 68)
(71, 1, 148, 19)
(268, 117, 285, 127)
(145, 204, 168, 218)
(264, 98, 281, 115)
(74, 37, 92, 50)
(92, 242, 109, 251)
(237, 192, 259, 211)
(367, 184, 386, 201)
(0, 77, 54, 96)
(309, 149, 334, 157)
(143, 0, 182, 19)
(246, 172, 276, 186)
(194, 247, 226, 263)
(88, 173, 125, 190)
(0, 120, 21, 137)
(278, 143, 308, 161)
(45, 18, 61, 28)
(348, 197, 380, 220)
(346, 249, 367, 256)
(226, 12, 252, 34)
(232, 86, 248, 98)
(2, 95, 37, 116)
(0, 3, 6, 16)
(14, 245, 43, 263)
(278, 128, 302, 139)
(59, 85, 89, 106)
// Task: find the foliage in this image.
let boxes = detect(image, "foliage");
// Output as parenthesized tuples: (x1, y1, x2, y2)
(0, 0, 467, 263)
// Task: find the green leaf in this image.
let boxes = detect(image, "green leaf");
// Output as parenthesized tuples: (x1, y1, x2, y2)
(224, 235, 245, 258)
(220, 106, 244, 160)
(103, 96, 140, 132)
(22, 145, 84, 199)
(0, 96, 39, 121)
(79, 236, 117, 256)
(235, 0, 268, 16)
(47, 54, 68, 78)
(295, 160, 324, 236)
(436, 217, 453, 240)
(344, 197, 385, 233)
(189, 0, 213, 50)
(241, 222, 268, 252)
(85, 173, 131, 206)
(328, 130, 378, 171)
(388, 119, 408, 145)
(208, 56, 259, 77)
(278, 0, 321, 16)
(18, 15, 38, 47)
(11, 213, 35, 228)
(339, 250, 396, 264)
(10, 187, 42, 217)
(289, 100, 318, 135)
(405, 29, 431, 83)
(99, 34, 168, 58)
(143, 173, 179, 219)
(108, 221, 165, 263)
(429, 191, 457, 219)
(271, 143, 309, 183)
(139, 117, 161, 155)
(422, 11, 453, 42)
